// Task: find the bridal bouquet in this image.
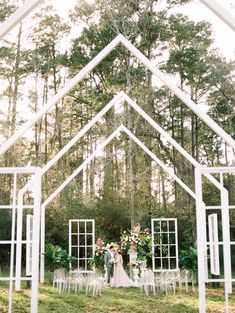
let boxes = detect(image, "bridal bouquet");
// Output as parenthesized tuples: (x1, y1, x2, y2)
(109, 258, 116, 264)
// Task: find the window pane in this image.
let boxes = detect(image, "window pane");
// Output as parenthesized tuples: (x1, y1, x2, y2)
(86, 222, 93, 233)
(154, 258, 161, 270)
(161, 221, 167, 232)
(162, 258, 168, 269)
(71, 222, 77, 233)
(79, 247, 86, 258)
(170, 258, 176, 269)
(79, 235, 85, 245)
(72, 235, 78, 245)
(169, 220, 175, 232)
(72, 247, 78, 259)
(170, 245, 176, 257)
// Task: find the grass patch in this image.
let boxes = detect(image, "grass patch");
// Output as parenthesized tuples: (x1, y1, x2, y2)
(0, 282, 235, 312)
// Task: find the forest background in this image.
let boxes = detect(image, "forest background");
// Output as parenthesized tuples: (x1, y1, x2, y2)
(0, 0, 234, 265)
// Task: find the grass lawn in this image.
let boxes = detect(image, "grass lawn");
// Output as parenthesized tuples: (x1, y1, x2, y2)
(0, 282, 235, 313)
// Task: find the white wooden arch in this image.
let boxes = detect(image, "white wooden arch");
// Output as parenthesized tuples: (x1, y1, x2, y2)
(0, 2, 234, 312)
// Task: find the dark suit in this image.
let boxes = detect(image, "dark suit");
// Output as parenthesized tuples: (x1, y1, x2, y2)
(104, 250, 114, 284)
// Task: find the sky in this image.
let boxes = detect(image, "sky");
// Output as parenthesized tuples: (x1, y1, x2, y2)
(50, 0, 235, 60)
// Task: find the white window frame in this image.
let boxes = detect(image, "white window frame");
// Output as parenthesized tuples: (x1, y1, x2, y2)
(151, 218, 178, 272)
(69, 219, 95, 272)
(208, 213, 220, 275)
(26, 214, 34, 276)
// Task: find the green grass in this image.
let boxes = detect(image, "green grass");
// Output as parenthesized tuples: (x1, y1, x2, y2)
(0, 282, 235, 313)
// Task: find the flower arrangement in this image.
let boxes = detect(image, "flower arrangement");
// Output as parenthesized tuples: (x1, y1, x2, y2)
(120, 225, 152, 265)
(92, 238, 107, 270)
(129, 259, 142, 268)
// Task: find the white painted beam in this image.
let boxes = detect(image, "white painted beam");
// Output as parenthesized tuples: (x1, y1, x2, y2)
(30, 170, 41, 313)
(0, 35, 123, 156)
(200, 0, 235, 31)
(41, 125, 124, 208)
(122, 125, 196, 199)
(119, 35, 235, 150)
(42, 124, 196, 208)
(15, 179, 34, 291)
(41, 91, 218, 189)
(41, 92, 123, 174)
(2, 34, 235, 157)
(0, 0, 43, 40)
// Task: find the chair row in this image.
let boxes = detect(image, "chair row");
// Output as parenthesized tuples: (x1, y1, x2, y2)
(52, 269, 105, 296)
(139, 269, 195, 296)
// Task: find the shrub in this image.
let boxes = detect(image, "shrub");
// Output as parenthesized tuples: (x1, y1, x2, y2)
(179, 247, 197, 272)
(44, 243, 75, 272)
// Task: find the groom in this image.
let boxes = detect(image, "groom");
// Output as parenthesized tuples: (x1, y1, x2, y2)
(104, 245, 115, 285)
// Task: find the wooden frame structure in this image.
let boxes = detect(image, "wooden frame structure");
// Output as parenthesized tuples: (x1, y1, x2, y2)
(0, 1, 234, 312)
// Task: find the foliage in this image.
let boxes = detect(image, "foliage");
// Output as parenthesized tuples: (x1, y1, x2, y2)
(93, 245, 107, 271)
(179, 247, 197, 272)
(120, 226, 152, 264)
(44, 243, 75, 272)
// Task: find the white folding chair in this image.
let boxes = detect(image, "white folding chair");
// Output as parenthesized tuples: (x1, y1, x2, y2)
(179, 269, 195, 292)
(52, 269, 68, 293)
(139, 269, 155, 296)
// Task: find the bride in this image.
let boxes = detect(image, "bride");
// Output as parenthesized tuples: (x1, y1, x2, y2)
(111, 250, 134, 288)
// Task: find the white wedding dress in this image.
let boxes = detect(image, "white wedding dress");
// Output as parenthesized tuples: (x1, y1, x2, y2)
(111, 254, 135, 288)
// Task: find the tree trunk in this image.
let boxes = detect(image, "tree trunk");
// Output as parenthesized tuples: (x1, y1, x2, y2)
(10, 22, 22, 136)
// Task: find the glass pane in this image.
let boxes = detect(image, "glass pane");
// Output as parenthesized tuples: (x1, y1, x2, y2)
(162, 245, 169, 257)
(78, 259, 85, 271)
(154, 222, 161, 233)
(79, 235, 85, 245)
(162, 258, 168, 269)
(72, 247, 78, 259)
(87, 247, 93, 258)
(71, 222, 77, 233)
(86, 235, 93, 245)
(154, 245, 161, 257)
(72, 235, 78, 246)
(78, 222, 85, 234)
(154, 258, 161, 270)
(154, 232, 161, 245)
(170, 245, 176, 257)
(79, 247, 86, 258)
(86, 222, 93, 233)
(161, 221, 167, 232)
(170, 258, 176, 269)
(169, 233, 175, 244)
(169, 220, 175, 232)
(162, 233, 168, 244)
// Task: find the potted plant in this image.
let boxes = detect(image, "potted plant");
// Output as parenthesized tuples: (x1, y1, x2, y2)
(44, 243, 75, 283)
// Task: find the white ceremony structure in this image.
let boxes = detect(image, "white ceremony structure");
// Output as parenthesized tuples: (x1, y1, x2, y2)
(0, 1, 234, 313)
(26, 215, 34, 277)
(208, 214, 220, 276)
(69, 219, 95, 272)
(151, 218, 178, 273)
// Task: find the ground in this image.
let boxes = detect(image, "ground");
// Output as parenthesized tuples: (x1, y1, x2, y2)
(0, 282, 235, 313)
